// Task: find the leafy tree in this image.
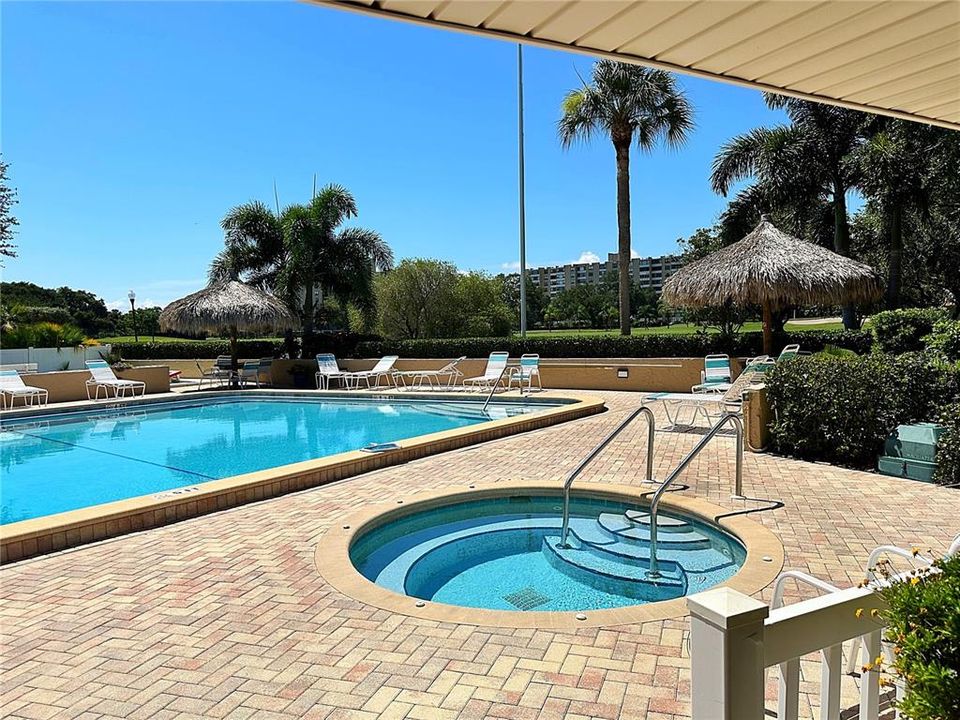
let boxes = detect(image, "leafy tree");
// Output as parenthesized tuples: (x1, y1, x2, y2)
(545, 284, 618, 329)
(711, 96, 870, 328)
(0, 282, 113, 335)
(631, 285, 662, 327)
(559, 60, 693, 336)
(455, 272, 513, 338)
(211, 185, 392, 338)
(376, 259, 461, 339)
(0, 156, 18, 263)
(500, 273, 549, 330)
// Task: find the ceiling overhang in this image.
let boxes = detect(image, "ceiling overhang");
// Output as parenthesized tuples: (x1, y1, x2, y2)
(307, 0, 960, 130)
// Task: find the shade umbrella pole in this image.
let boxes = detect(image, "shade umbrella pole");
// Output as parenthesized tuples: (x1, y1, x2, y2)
(762, 302, 773, 356)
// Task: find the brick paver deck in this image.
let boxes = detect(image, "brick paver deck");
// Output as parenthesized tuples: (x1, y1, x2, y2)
(2, 390, 957, 719)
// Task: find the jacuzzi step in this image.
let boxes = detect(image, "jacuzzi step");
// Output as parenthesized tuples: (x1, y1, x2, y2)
(566, 528, 740, 576)
(542, 535, 687, 600)
(597, 513, 711, 549)
(624, 510, 695, 531)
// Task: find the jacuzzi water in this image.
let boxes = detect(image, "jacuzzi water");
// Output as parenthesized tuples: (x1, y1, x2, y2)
(351, 494, 746, 612)
(0, 396, 560, 524)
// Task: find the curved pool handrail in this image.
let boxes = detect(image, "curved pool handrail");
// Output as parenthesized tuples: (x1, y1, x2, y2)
(559, 405, 655, 548)
(647, 412, 743, 578)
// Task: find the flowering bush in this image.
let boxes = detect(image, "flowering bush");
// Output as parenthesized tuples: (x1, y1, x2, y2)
(876, 552, 960, 720)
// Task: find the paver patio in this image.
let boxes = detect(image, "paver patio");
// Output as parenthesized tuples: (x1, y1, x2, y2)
(1, 390, 957, 720)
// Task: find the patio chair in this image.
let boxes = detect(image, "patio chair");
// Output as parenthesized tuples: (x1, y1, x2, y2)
(340, 355, 399, 390)
(315, 353, 349, 390)
(0, 369, 49, 409)
(256, 357, 273, 386)
(197, 356, 234, 390)
(645, 360, 767, 428)
(238, 360, 263, 388)
(778, 344, 801, 361)
(85, 360, 147, 400)
(507, 354, 542, 393)
(690, 354, 732, 394)
(462, 352, 510, 392)
(393, 356, 466, 390)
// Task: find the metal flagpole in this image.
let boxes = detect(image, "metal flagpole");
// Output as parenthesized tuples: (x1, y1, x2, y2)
(518, 44, 528, 338)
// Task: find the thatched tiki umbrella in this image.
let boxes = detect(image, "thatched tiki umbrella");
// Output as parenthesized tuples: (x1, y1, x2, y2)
(662, 216, 883, 355)
(159, 280, 296, 378)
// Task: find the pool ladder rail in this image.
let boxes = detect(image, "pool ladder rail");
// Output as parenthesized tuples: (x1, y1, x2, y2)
(558, 406, 746, 580)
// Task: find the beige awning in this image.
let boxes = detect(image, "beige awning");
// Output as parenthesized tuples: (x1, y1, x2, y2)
(308, 0, 960, 130)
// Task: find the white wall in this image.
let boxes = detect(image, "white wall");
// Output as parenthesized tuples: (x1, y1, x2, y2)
(0, 345, 113, 372)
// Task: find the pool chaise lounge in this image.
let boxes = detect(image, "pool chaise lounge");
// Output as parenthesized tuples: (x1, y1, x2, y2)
(85, 360, 147, 400)
(393, 356, 466, 389)
(462, 351, 510, 391)
(0, 370, 49, 409)
(338, 355, 399, 390)
(647, 362, 766, 427)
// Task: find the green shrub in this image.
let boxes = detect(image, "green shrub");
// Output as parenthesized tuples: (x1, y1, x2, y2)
(114, 339, 286, 360)
(356, 329, 872, 360)
(767, 353, 960, 469)
(934, 402, 960, 486)
(0, 322, 88, 349)
(872, 308, 947, 354)
(923, 319, 960, 362)
(15, 306, 75, 325)
(879, 553, 960, 720)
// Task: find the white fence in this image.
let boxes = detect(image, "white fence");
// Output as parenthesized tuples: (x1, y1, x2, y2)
(688, 585, 886, 720)
(0, 345, 112, 372)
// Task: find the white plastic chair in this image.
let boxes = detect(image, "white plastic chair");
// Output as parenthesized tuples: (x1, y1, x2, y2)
(0, 370, 49, 409)
(508, 354, 542, 392)
(315, 353, 348, 390)
(85, 360, 146, 400)
(462, 352, 510, 392)
(340, 356, 399, 390)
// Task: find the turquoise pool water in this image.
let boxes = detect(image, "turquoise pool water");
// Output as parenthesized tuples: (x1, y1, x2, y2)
(351, 495, 746, 612)
(0, 397, 556, 524)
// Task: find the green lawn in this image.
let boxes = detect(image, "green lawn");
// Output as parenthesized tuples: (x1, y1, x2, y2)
(523, 319, 848, 338)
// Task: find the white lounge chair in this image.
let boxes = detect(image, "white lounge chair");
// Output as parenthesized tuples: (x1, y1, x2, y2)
(691, 354, 732, 394)
(393, 357, 466, 390)
(0, 370, 49, 409)
(340, 356, 399, 390)
(778, 344, 801, 361)
(315, 353, 349, 390)
(508, 354, 542, 392)
(462, 352, 510, 391)
(85, 360, 147, 400)
(238, 360, 262, 388)
(645, 361, 766, 428)
(197, 356, 234, 390)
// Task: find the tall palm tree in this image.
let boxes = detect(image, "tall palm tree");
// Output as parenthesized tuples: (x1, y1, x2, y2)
(210, 184, 392, 335)
(558, 61, 694, 335)
(711, 96, 868, 328)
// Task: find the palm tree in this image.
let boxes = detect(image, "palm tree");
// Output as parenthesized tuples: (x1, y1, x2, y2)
(210, 184, 392, 336)
(558, 61, 694, 335)
(711, 96, 868, 328)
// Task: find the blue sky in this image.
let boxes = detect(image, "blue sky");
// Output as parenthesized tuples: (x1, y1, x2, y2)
(2, 1, 788, 310)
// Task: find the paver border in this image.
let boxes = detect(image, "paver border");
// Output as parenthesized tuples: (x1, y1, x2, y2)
(0, 390, 604, 563)
(316, 480, 784, 628)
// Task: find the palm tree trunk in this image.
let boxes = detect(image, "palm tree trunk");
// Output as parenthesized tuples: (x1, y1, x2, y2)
(303, 281, 315, 336)
(761, 302, 773, 356)
(833, 187, 858, 330)
(885, 204, 903, 308)
(614, 140, 632, 336)
(229, 326, 239, 388)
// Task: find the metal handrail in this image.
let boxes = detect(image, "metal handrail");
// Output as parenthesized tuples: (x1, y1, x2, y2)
(647, 412, 743, 578)
(559, 406, 655, 548)
(481, 366, 510, 412)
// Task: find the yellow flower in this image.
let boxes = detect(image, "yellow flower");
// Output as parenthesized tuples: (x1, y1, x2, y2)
(911, 547, 921, 557)
(910, 576, 920, 585)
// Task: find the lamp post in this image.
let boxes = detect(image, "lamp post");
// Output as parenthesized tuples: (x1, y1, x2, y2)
(128, 290, 138, 342)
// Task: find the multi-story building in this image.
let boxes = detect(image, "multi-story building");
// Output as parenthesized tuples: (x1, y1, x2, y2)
(527, 252, 683, 296)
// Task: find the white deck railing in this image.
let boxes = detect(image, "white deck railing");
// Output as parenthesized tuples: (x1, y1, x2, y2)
(688, 585, 885, 720)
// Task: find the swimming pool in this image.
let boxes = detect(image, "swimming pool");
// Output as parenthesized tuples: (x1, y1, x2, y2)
(350, 493, 746, 612)
(0, 396, 561, 525)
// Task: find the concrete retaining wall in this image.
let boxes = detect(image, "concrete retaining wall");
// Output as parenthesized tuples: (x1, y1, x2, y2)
(14, 365, 170, 404)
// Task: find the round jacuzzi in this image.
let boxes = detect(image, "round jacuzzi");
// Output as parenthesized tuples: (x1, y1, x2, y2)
(319, 483, 783, 626)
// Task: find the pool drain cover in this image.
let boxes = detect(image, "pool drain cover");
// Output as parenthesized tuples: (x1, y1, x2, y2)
(503, 587, 551, 610)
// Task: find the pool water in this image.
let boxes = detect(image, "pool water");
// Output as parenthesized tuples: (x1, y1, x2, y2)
(0, 397, 555, 524)
(351, 495, 746, 612)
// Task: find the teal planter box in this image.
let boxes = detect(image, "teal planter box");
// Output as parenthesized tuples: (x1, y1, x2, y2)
(878, 423, 943, 482)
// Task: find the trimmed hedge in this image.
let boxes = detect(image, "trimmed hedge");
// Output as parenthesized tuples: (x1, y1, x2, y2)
(934, 401, 960, 486)
(924, 319, 960, 362)
(115, 340, 285, 360)
(871, 308, 947, 354)
(767, 353, 960, 474)
(355, 329, 872, 359)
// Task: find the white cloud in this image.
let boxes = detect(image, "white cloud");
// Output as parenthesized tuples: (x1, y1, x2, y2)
(575, 251, 601, 264)
(631, 248, 641, 259)
(500, 261, 521, 272)
(106, 297, 161, 311)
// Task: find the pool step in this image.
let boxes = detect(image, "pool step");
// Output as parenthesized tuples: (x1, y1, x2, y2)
(542, 535, 687, 601)
(568, 527, 740, 575)
(597, 513, 712, 549)
(624, 510, 696, 532)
